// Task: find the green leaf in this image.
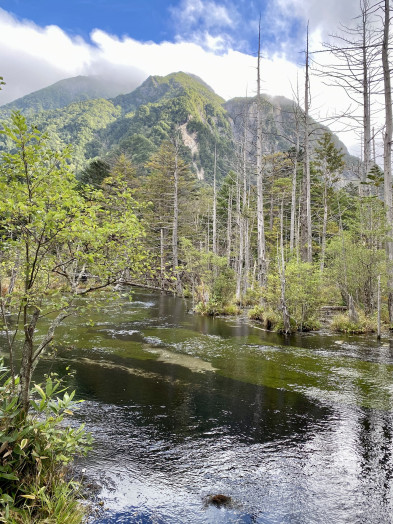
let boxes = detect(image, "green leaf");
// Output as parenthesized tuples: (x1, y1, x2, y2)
(0, 473, 18, 481)
(34, 384, 46, 400)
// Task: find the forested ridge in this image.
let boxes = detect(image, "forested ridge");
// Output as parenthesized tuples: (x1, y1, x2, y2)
(0, 61, 390, 336)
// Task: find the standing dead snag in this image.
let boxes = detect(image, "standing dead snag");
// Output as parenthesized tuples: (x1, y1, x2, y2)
(256, 19, 267, 287)
(381, 0, 393, 322)
(301, 23, 312, 263)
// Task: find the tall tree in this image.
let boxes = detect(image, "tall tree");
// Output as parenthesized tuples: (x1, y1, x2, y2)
(172, 133, 183, 295)
(144, 138, 190, 294)
(289, 79, 302, 254)
(212, 144, 218, 255)
(256, 20, 267, 286)
(79, 159, 110, 188)
(0, 112, 145, 412)
(381, 0, 393, 321)
(301, 23, 312, 263)
(314, 132, 345, 271)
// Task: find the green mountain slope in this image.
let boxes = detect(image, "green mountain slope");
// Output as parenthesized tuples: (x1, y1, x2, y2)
(103, 72, 233, 180)
(32, 99, 121, 172)
(0, 75, 136, 115)
(0, 72, 357, 183)
(6, 72, 234, 181)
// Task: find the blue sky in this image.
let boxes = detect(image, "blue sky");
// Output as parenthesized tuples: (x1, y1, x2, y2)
(2, 1, 175, 44)
(1, 0, 306, 57)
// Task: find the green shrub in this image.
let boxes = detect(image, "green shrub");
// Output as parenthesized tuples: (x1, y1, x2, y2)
(0, 364, 92, 523)
(195, 298, 220, 316)
(195, 299, 239, 316)
(242, 287, 263, 307)
(211, 270, 236, 306)
(299, 316, 321, 332)
(330, 312, 377, 334)
(249, 305, 318, 333)
(319, 283, 342, 306)
(249, 306, 281, 330)
(221, 304, 241, 316)
(249, 305, 264, 321)
(263, 261, 322, 331)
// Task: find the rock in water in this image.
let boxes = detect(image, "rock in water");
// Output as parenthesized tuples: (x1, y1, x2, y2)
(205, 494, 232, 507)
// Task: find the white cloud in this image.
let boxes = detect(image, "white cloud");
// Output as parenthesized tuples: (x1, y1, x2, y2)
(0, 6, 365, 154)
(170, 0, 238, 53)
(0, 9, 90, 101)
(0, 7, 300, 105)
(171, 0, 235, 30)
(272, 0, 361, 39)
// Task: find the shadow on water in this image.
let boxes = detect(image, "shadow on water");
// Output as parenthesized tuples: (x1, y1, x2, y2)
(11, 290, 393, 523)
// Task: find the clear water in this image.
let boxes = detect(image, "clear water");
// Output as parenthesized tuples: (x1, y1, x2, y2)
(8, 290, 393, 523)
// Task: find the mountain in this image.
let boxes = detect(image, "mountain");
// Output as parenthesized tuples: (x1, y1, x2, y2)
(0, 72, 358, 183)
(225, 94, 349, 159)
(0, 75, 138, 115)
(8, 72, 234, 180)
(101, 72, 233, 180)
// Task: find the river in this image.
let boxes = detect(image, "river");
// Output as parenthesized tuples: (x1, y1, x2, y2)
(26, 290, 393, 522)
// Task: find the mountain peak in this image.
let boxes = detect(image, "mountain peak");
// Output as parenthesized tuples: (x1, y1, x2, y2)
(111, 71, 223, 115)
(0, 75, 141, 114)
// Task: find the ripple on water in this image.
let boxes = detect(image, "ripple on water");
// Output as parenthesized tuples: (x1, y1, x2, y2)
(23, 290, 393, 524)
(143, 336, 165, 347)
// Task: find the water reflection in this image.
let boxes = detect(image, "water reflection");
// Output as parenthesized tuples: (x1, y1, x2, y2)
(4, 290, 393, 522)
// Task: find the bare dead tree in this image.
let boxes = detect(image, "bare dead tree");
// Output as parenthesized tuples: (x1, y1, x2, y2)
(290, 77, 302, 254)
(381, 0, 393, 320)
(256, 19, 267, 286)
(300, 23, 313, 263)
(212, 144, 218, 255)
(171, 132, 183, 296)
(315, 0, 382, 188)
(278, 199, 292, 333)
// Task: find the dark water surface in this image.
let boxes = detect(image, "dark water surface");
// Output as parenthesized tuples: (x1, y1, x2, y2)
(19, 292, 393, 522)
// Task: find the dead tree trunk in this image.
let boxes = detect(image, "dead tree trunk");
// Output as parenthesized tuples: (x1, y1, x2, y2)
(279, 200, 291, 333)
(302, 24, 312, 263)
(212, 144, 218, 256)
(290, 103, 300, 253)
(236, 166, 243, 302)
(160, 227, 165, 290)
(227, 186, 232, 263)
(243, 145, 250, 297)
(172, 137, 182, 296)
(320, 180, 328, 272)
(382, 0, 393, 322)
(256, 20, 267, 285)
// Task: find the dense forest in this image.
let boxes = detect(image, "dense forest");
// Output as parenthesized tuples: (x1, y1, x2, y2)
(1, 0, 393, 521)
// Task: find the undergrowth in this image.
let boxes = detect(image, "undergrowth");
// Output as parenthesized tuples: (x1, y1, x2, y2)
(0, 363, 92, 523)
